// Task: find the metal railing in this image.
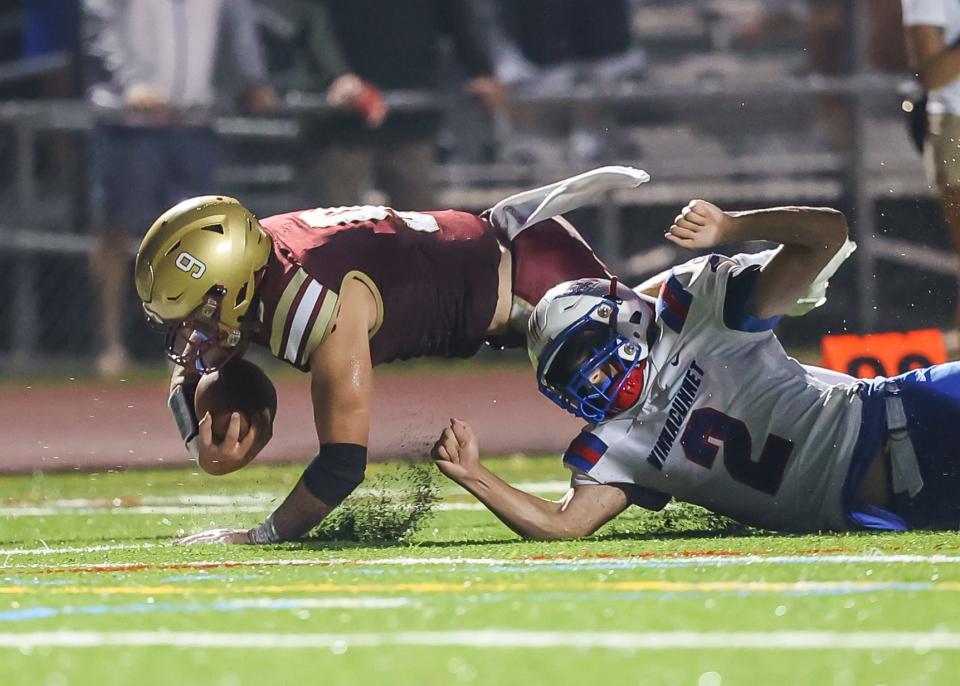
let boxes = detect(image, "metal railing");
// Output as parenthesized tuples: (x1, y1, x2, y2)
(0, 67, 951, 370)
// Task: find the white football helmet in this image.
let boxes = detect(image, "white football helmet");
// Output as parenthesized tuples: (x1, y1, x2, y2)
(527, 278, 657, 422)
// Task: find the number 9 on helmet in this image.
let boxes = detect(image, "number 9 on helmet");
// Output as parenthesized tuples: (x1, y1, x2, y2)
(134, 196, 272, 373)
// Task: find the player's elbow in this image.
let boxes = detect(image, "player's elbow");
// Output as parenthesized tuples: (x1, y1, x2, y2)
(916, 65, 955, 92)
(917, 71, 939, 92)
(820, 208, 848, 248)
(522, 514, 598, 541)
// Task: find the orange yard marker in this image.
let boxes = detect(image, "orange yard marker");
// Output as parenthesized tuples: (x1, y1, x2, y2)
(821, 329, 948, 378)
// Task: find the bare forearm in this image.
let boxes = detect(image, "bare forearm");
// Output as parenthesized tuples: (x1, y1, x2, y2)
(725, 207, 847, 253)
(254, 441, 366, 542)
(432, 419, 627, 540)
(256, 480, 336, 542)
(454, 467, 573, 540)
(914, 46, 960, 90)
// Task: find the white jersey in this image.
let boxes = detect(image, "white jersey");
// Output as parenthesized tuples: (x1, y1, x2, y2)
(565, 254, 865, 532)
(902, 0, 960, 115)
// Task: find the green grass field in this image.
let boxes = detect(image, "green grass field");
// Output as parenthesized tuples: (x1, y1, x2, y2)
(2, 456, 958, 686)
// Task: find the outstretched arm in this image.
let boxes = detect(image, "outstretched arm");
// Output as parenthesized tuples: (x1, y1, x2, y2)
(666, 200, 848, 320)
(252, 277, 375, 542)
(179, 278, 376, 545)
(432, 419, 628, 540)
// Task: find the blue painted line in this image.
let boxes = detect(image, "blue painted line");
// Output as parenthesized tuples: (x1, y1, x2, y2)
(0, 598, 411, 623)
(488, 562, 642, 573)
(160, 573, 262, 583)
(0, 607, 60, 621)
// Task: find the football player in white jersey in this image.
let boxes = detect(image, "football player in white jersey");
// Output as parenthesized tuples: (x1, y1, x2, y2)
(431, 199, 960, 537)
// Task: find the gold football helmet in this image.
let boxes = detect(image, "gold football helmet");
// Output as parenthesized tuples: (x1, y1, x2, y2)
(135, 196, 272, 372)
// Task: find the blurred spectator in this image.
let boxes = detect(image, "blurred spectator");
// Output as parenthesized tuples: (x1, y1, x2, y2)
(736, 1, 907, 146)
(807, 1, 907, 146)
(23, 0, 79, 60)
(903, 0, 960, 331)
(496, 0, 643, 165)
(83, 0, 276, 376)
(253, 0, 350, 95)
(299, 0, 506, 209)
(253, 0, 387, 203)
(21, 1, 81, 191)
(499, 0, 638, 80)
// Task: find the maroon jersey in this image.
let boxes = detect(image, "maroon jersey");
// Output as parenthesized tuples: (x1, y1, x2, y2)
(493, 216, 611, 349)
(250, 206, 502, 369)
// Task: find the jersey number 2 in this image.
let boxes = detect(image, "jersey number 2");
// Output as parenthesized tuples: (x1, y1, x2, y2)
(680, 408, 794, 495)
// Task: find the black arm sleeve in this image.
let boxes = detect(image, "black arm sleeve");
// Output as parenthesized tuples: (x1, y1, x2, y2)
(302, 443, 367, 506)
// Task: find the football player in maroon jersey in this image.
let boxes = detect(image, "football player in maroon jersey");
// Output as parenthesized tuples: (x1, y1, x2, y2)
(134, 167, 650, 543)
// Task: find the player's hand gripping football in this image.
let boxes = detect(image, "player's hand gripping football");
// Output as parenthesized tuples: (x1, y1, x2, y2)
(431, 418, 481, 483)
(177, 528, 252, 545)
(665, 199, 732, 249)
(196, 409, 273, 475)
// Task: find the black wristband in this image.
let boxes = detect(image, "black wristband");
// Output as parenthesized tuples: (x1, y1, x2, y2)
(249, 513, 281, 544)
(302, 443, 367, 506)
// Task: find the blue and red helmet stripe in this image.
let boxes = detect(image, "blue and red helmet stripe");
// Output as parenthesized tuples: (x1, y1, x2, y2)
(657, 274, 693, 333)
(562, 431, 609, 472)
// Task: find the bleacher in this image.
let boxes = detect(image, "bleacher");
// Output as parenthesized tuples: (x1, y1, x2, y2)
(0, 0, 950, 372)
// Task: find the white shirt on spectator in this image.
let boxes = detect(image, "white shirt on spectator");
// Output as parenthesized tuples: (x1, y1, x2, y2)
(903, 0, 960, 114)
(85, 0, 267, 110)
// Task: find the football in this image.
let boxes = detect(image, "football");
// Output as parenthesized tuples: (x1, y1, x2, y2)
(194, 358, 278, 442)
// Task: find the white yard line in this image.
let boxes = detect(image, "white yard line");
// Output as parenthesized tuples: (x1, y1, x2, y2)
(41, 494, 279, 507)
(0, 503, 486, 517)
(0, 483, 570, 517)
(0, 630, 958, 650)
(0, 506, 272, 517)
(0, 543, 157, 557)
(2, 547, 960, 568)
(1, 481, 571, 512)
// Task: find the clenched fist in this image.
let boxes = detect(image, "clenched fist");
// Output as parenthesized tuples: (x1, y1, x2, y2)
(665, 199, 732, 250)
(431, 418, 481, 483)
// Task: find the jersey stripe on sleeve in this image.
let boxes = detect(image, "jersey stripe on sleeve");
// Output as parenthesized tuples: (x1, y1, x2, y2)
(563, 431, 609, 473)
(298, 288, 339, 367)
(657, 274, 693, 333)
(270, 268, 309, 358)
(285, 280, 325, 364)
(268, 266, 340, 369)
(723, 265, 781, 332)
(292, 285, 339, 368)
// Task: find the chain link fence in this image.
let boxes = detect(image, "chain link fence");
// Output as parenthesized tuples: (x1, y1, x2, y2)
(0, 0, 953, 376)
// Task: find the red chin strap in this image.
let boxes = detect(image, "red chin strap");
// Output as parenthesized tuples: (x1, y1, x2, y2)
(610, 363, 645, 413)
